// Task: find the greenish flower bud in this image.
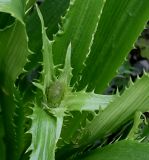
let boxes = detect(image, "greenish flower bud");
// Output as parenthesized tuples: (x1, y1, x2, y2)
(47, 81, 65, 107)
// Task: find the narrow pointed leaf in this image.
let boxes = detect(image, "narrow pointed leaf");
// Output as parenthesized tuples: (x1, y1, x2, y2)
(126, 111, 143, 140)
(28, 105, 57, 160)
(36, 5, 54, 90)
(80, 0, 149, 92)
(40, 0, 70, 40)
(59, 43, 73, 86)
(53, 0, 106, 84)
(63, 91, 115, 111)
(26, 0, 70, 70)
(80, 75, 149, 146)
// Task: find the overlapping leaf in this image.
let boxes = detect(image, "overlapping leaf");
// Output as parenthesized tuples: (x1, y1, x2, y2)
(27, 6, 64, 160)
(26, 0, 70, 67)
(52, 0, 106, 85)
(56, 74, 149, 159)
(79, 0, 149, 93)
(0, 1, 149, 160)
(0, 1, 31, 159)
(0, 22, 30, 91)
(80, 75, 149, 146)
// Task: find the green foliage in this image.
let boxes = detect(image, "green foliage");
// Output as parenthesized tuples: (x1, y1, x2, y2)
(78, 140, 149, 160)
(27, 104, 57, 160)
(0, 0, 26, 23)
(0, 0, 149, 160)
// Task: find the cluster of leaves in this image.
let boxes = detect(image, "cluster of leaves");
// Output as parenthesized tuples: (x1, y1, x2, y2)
(0, 0, 149, 160)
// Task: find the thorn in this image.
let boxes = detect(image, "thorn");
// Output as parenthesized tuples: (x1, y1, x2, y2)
(32, 82, 44, 92)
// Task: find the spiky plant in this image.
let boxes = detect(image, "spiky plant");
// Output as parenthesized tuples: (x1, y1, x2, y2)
(0, 0, 149, 160)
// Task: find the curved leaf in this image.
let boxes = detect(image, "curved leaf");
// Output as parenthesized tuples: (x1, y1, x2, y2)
(79, 0, 149, 92)
(52, 0, 106, 85)
(80, 75, 149, 146)
(0, 2, 31, 160)
(0, 21, 30, 91)
(79, 140, 149, 160)
(0, 0, 26, 23)
(26, 0, 70, 60)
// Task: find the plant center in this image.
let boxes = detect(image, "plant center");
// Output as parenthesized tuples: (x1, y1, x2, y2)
(47, 81, 65, 107)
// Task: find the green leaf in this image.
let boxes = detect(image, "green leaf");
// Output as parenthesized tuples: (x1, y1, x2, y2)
(78, 140, 149, 160)
(0, 1, 29, 90)
(0, 90, 17, 159)
(0, 3, 31, 159)
(36, 4, 54, 91)
(58, 43, 73, 86)
(56, 91, 115, 158)
(56, 111, 89, 157)
(0, 21, 30, 91)
(24, 0, 70, 75)
(28, 8, 68, 159)
(40, 0, 70, 40)
(13, 89, 26, 160)
(80, 75, 149, 146)
(0, 0, 26, 23)
(63, 91, 115, 111)
(79, 0, 149, 92)
(27, 105, 57, 160)
(0, 21, 30, 157)
(52, 0, 106, 84)
(26, 0, 36, 11)
(57, 75, 149, 158)
(126, 111, 149, 143)
(56, 92, 115, 154)
(26, 0, 70, 69)
(126, 111, 143, 140)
